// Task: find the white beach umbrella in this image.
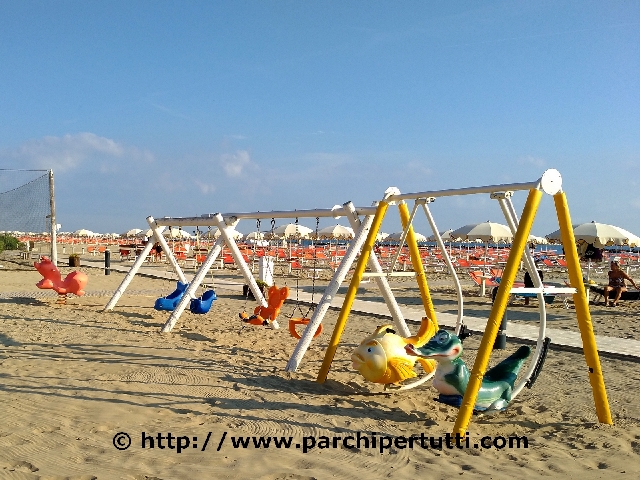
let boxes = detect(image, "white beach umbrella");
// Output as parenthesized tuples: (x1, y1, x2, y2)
(245, 231, 266, 240)
(376, 232, 389, 242)
(387, 231, 428, 242)
(121, 228, 143, 237)
(163, 228, 193, 239)
(428, 229, 462, 242)
(74, 229, 96, 237)
(528, 234, 548, 245)
(546, 221, 639, 247)
(318, 224, 355, 239)
(213, 228, 243, 240)
(272, 223, 312, 239)
(451, 221, 513, 269)
(451, 221, 513, 243)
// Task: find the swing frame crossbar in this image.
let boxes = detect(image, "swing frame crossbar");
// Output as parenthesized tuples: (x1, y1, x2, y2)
(313, 169, 612, 438)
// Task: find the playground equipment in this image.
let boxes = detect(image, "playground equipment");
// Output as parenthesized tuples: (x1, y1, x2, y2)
(154, 281, 189, 311)
(104, 202, 416, 344)
(240, 285, 289, 329)
(288, 318, 322, 339)
(311, 169, 612, 437)
(351, 317, 437, 390)
(190, 289, 217, 314)
(406, 329, 531, 411)
(34, 256, 88, 303)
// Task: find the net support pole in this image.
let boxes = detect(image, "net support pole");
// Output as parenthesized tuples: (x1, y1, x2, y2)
(398, 201, 438, 329)
(553, 191, 613, 425)
(317, 200, 389, 383)
(48, 170, 57, 267)
(103, 223, 166, 311)
(452, 187, 542, 437)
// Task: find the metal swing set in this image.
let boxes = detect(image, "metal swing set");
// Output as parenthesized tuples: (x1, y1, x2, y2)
(292, 169, 611, 437)
(103, 169, 612, 437)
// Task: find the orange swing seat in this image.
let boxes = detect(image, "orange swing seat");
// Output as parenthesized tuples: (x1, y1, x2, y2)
(288, 317, 323, 339)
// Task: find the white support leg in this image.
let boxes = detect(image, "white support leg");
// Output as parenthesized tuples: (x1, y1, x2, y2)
(286, 210, 375, 372)
(162, 235, 226, 332)
(421, 200, 465, 334)
(496, 193, 547, 399)
(343, 202, 410, 337)
(104, 224, 166, 311)
(213, 214, 269, 308)
(148, 217, 187, 285)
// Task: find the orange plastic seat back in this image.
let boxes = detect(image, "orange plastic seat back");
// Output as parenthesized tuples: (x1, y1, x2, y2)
(253, 285, 290, 322)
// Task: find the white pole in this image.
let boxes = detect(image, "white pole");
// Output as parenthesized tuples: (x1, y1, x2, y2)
(388, 200, 419, 273)
(103, 224, 166, 311)
(496, 193, 547, 399)
(149, 217, 187, 285)
(421, 199, 464, 334)
(213, 214, 269, 309)
(286, 209, 375, 372)
(343, 201, 410, 337)
(162, 235, 226, 332)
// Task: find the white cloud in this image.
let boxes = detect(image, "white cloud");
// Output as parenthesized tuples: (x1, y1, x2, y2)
(220, 150, 253, 177)
(6, 132, 154, 172)
(195, 180, 216, 194)
(407, 161, 433, 177)
(518, 155, 546, 168)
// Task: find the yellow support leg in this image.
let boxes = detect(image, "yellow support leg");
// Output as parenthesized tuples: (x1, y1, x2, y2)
(452, 188, 542, 437)
(398, 202, 438, 330)
(316, 201, 389, 383)
(554, 192, 613, 425)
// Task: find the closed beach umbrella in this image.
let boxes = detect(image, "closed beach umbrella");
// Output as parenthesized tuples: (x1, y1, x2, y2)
(318, 224, 355, 239)
(272, 223, 312, 239)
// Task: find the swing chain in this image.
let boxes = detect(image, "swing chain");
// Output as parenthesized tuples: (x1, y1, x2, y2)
(303, 216, 320, 318)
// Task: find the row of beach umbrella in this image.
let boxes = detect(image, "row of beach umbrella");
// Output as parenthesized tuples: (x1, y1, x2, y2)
(65, 220, 640, 248)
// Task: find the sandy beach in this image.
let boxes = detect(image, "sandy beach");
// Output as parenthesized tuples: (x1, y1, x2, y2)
(1, 252, 639, 479)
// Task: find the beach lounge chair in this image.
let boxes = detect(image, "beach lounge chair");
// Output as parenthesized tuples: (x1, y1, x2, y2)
(468, 270, 499, 296)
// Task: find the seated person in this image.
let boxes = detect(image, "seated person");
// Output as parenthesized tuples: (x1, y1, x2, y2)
(603, 260, 639, 307)
(523, 269, 544, 306)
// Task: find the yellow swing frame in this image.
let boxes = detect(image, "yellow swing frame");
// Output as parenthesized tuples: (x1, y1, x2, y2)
(316, 170, 612, 436)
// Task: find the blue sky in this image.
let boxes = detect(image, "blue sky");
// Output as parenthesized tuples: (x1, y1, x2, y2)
(1, 1, 639, 238)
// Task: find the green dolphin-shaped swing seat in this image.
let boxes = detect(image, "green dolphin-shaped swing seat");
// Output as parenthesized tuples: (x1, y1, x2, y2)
(406, 330, 530, 412)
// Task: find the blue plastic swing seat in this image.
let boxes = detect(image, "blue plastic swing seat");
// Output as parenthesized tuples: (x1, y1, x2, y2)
(189, 289, 217, 314)
(154, 281, 189, 311)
